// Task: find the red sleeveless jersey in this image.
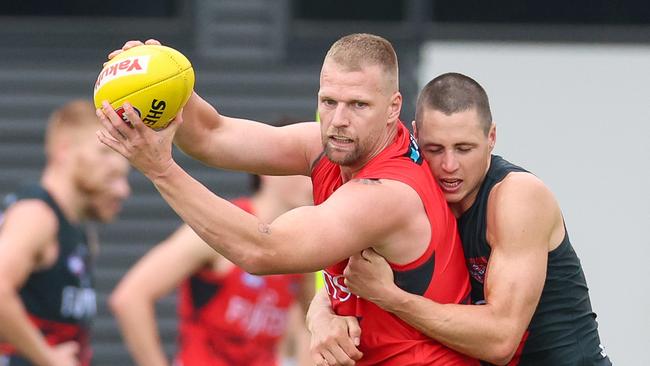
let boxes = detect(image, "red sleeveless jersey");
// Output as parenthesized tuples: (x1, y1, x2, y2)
(311, 123, 477, 365)
(175, 198, 304, 366)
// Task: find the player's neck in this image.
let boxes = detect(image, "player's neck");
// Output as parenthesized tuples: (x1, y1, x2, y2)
(41, 166, 85, 223)
(450, 194, 478, 218)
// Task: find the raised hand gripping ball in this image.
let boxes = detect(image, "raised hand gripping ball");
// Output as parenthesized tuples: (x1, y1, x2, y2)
(93, 44, 195, 130)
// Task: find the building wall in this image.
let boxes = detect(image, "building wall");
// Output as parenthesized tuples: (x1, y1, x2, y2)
(419, 41, 650, 365)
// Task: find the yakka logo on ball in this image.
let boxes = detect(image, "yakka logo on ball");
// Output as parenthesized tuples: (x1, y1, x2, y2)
(94, 55, 150, 93)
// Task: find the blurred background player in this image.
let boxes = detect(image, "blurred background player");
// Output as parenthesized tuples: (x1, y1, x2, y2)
(0, 100, 131, 366)
(109, 174, 315, 366)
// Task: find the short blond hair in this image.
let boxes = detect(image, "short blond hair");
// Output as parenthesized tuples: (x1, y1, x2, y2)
(45, 99, 100, 157)
(325, 33, 399, 92)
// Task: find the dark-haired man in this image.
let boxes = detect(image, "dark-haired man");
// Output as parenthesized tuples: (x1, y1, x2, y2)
(308, 73, 612, 365)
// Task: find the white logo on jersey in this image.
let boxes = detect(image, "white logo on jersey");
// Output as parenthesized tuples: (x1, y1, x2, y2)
(599, 344, 608, 358)
(67, 254, 85, 276)
(323, 271, 352, 302)
(225, 291, 289, 337)
(60, 286, 96, 319)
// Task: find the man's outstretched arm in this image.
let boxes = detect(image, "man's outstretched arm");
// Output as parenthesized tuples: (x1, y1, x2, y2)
(96, 102, 423, 275)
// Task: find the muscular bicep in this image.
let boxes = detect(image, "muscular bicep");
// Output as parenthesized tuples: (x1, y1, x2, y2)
(259, 179, 419, 273)
(484, 174, 561, 338)
(176, 93, 322, 175)
(0, 200, 57, 289)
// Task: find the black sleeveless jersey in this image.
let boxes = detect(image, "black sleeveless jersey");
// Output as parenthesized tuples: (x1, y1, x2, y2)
(458, 155, 612, 366)
(0, 185, 95, 366)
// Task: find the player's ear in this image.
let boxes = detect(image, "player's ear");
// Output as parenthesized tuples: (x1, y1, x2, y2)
(411, 120, 418, 139)
(390, 92, 402, 120)
(488, 123, 496, 151)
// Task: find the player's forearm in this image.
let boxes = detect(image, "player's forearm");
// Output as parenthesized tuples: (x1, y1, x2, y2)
(0, 287, 56, 366)
(149, 163, 281, 274)
(295, 325, 314, 366)
(306, 289, 335, 333)
(379, 287, 521, 364)
(111, 299, 169, 366)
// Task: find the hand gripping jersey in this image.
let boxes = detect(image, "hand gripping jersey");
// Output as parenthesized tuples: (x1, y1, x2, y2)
(0, 185, 95, 366)
(175, 198, 304, 366)
(311, 123, 477, 365)
(459, 155, 612, 366)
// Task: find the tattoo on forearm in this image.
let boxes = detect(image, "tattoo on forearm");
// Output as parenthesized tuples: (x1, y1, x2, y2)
(353, 178, 382, 185)
(258, 223, 271, 235)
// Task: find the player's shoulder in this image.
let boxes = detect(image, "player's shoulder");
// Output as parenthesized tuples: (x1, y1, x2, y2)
(490, 172, 561, 222)
(340, 177, 423, 218)
(0, 198, 59, 256)
(487, 171, 564, 250)
(493, 171, 553, 202)
(3, 198, 58, 227)
(348, 176, 421, 197)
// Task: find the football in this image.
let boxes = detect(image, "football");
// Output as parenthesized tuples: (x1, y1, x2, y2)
(93, 44, 195, 130)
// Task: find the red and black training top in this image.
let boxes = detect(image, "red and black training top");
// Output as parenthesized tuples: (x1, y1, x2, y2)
(0, 185, 95, 366)
(312, 123, 476, 366)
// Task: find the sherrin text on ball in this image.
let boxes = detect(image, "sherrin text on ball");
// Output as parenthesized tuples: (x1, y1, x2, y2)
(93, 45, 195, 130)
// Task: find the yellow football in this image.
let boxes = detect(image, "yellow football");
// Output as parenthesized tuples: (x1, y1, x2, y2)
(93, 44, 195, 130)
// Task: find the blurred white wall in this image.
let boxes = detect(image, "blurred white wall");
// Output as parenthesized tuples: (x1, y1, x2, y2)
(419, 41, 650, 365)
